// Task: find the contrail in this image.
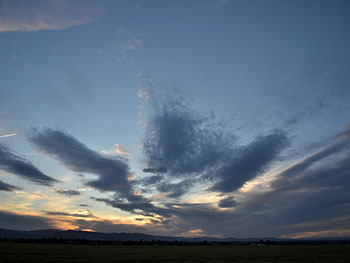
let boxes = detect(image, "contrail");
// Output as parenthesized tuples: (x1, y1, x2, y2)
(0, 133, 17, 138)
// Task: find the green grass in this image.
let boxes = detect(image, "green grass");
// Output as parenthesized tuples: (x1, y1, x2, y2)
(0, 243, 349, 262)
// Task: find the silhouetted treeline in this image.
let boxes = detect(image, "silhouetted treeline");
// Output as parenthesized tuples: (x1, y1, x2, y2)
(0, 237, 349, 246)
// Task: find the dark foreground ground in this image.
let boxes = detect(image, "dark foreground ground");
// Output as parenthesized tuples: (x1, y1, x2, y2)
(1, 243, 350, 262)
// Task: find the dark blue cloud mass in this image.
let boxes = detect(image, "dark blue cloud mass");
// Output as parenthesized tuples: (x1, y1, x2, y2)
(0, 143, 58, 186)
(141, 93, 290, 197)
(143, 96, 232, 178)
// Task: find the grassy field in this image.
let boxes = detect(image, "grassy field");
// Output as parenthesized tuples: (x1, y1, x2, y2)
(1, 243, 350, 262)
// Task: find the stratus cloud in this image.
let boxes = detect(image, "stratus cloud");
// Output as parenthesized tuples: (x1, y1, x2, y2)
(0, 0, 104, 32)
(29, 128, 132, 196)
(0, 179, 20, 192)
(0, 143, 58, 186)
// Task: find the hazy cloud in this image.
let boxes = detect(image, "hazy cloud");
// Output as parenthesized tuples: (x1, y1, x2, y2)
(0, 0, 104, 32)
(0, 143, 58, 186)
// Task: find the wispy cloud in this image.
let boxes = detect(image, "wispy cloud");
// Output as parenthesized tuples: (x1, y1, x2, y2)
(0, 0, 104, 33)
(119, 38, 142, 52)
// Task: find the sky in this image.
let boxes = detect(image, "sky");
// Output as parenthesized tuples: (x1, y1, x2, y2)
(0, 0, 349, 239)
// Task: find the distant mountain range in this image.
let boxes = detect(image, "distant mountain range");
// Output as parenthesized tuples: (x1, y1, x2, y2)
(0, 228, 349, 242)
(0, 228, 277, 242)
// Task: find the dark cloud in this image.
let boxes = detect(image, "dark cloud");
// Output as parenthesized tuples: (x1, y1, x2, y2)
(272, 137, 350, 191)
(0, 179, 20, 192)
(55, 189, 80, 196)
(232, 136, 350, 235)
(0, 143, 58, 186)
(218, 197, 237, 208)
(142, 94, 290, 198)
(29, 128, 132, 195)
(143, 166, 167, 174)
(143, 96, 231, 178)
(43, 210, 94, 218)
(210, 130, 289, 193)
(0, 210, 55, 231)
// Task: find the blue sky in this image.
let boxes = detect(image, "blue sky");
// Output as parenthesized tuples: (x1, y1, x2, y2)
(0, 0, 349, 238)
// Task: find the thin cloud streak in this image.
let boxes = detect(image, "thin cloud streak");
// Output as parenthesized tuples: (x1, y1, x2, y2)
(0, 133, 17, 139)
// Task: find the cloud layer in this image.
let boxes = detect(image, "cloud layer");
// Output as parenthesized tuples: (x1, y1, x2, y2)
(1, 93, 348, 238)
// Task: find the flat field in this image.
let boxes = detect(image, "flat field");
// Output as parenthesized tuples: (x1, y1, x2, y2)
(0, 243, 349, 262)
